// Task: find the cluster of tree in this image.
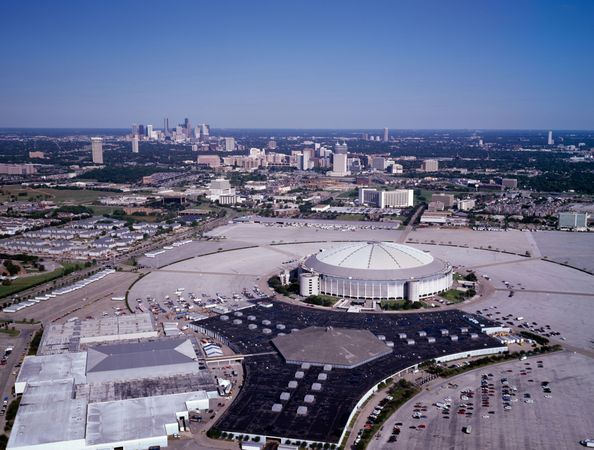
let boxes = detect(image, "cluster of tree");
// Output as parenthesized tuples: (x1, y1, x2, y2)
(83, 166, 174, 184)
(2, 260, 20, 276)
(304, 295, 336, 307)
(268, 276, 299, 296)
(380, 300, 423, 311)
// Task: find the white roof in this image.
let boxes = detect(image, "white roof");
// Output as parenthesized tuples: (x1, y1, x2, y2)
(314, 242, 433, 270)
(16, 352, 87, 387)
(303, 241, 451, 281)
(8, 379, 87, 448)
(86, 391, 205, 445)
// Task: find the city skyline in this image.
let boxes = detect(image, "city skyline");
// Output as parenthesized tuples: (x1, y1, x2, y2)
(1, 0, 593, 129)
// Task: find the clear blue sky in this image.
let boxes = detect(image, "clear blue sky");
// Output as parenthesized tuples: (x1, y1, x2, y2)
(1, 0, 593, 129)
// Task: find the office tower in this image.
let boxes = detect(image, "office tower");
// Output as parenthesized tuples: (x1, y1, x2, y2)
(146, 124, 153, 138)
(332, 153, 349, 175)
(548, 130, 554, 145)
(359, 188, 413, 208)
(383, 128, 389, 142)
(131, 135, 139, 153)
(372, 156, 387, 171)
(183, 118, 191, 137)
(422, 159, 439, 172)
(193, 126, 201, 139)
(138, 124, 145, 137)
(298, 151, 310, 170)
(334, 141, 348, 154)
(432, 194, 455, 208)
(91, 137, 103, 164)
(131, 124, 139, 136)
(199, 124, 210, 139)
(224, 137, 235, 151)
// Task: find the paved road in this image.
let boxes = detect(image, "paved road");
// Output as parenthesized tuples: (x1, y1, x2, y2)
(0, 325, 37, 428)
(397, 205, 425, 243)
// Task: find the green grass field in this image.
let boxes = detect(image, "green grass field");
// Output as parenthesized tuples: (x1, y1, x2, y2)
(0, 269, 64, 299)
(414, 188, 433, 205)
(440, 288, 466, 303)
(0, 185, 119, 204)
(0, 262, 84, 299)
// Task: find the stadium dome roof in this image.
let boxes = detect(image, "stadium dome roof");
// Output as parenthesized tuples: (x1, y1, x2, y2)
(303, 242, 449, 281)
(315, 242, 433, 271)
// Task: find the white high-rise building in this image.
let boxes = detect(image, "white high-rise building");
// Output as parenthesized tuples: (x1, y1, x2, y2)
(298, 151, 310, 171)
(200, 124, 210, 138)
(91, 137, 103, 164)
(383, 128, 389, 142)
(548, 130, 554, 146)
(359, 188, 413, 208)
(224, 137, 235, 151)
(131, 135, 139, 153)
(146, 125, 153, 139)
(328, 153, 349, 177)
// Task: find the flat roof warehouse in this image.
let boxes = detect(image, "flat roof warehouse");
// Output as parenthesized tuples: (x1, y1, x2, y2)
(9, 315, 219, 450)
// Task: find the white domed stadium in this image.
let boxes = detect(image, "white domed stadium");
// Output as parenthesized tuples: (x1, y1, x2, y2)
(299, 242, 452, 302)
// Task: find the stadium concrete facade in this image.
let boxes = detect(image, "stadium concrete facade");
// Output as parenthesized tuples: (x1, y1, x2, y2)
(300, 242, 453, 301)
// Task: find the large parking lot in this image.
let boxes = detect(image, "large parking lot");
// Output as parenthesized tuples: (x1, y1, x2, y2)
(370, 351, 594, 450)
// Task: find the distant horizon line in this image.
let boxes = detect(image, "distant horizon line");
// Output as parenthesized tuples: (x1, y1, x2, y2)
(1, 126, 592, 132)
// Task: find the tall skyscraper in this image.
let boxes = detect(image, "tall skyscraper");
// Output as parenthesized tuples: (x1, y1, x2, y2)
(183, 118, 191, 137)
(334, 141, 348, 154)
(91, 137, 103, 164)
(200, 124, 210, 139)
(138, 124, 145, 137)
(146, 124, 153, 138)
(331, 153, 349, 176)
(164, 118, 170, 134)
(297, 151, 310, 170)
(131, 123, 139, 136)
(224, 137, 235, 151)
(383, 128, 389, 142)
(548, 130, 554, 145)
(131, 135, 139, 153)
